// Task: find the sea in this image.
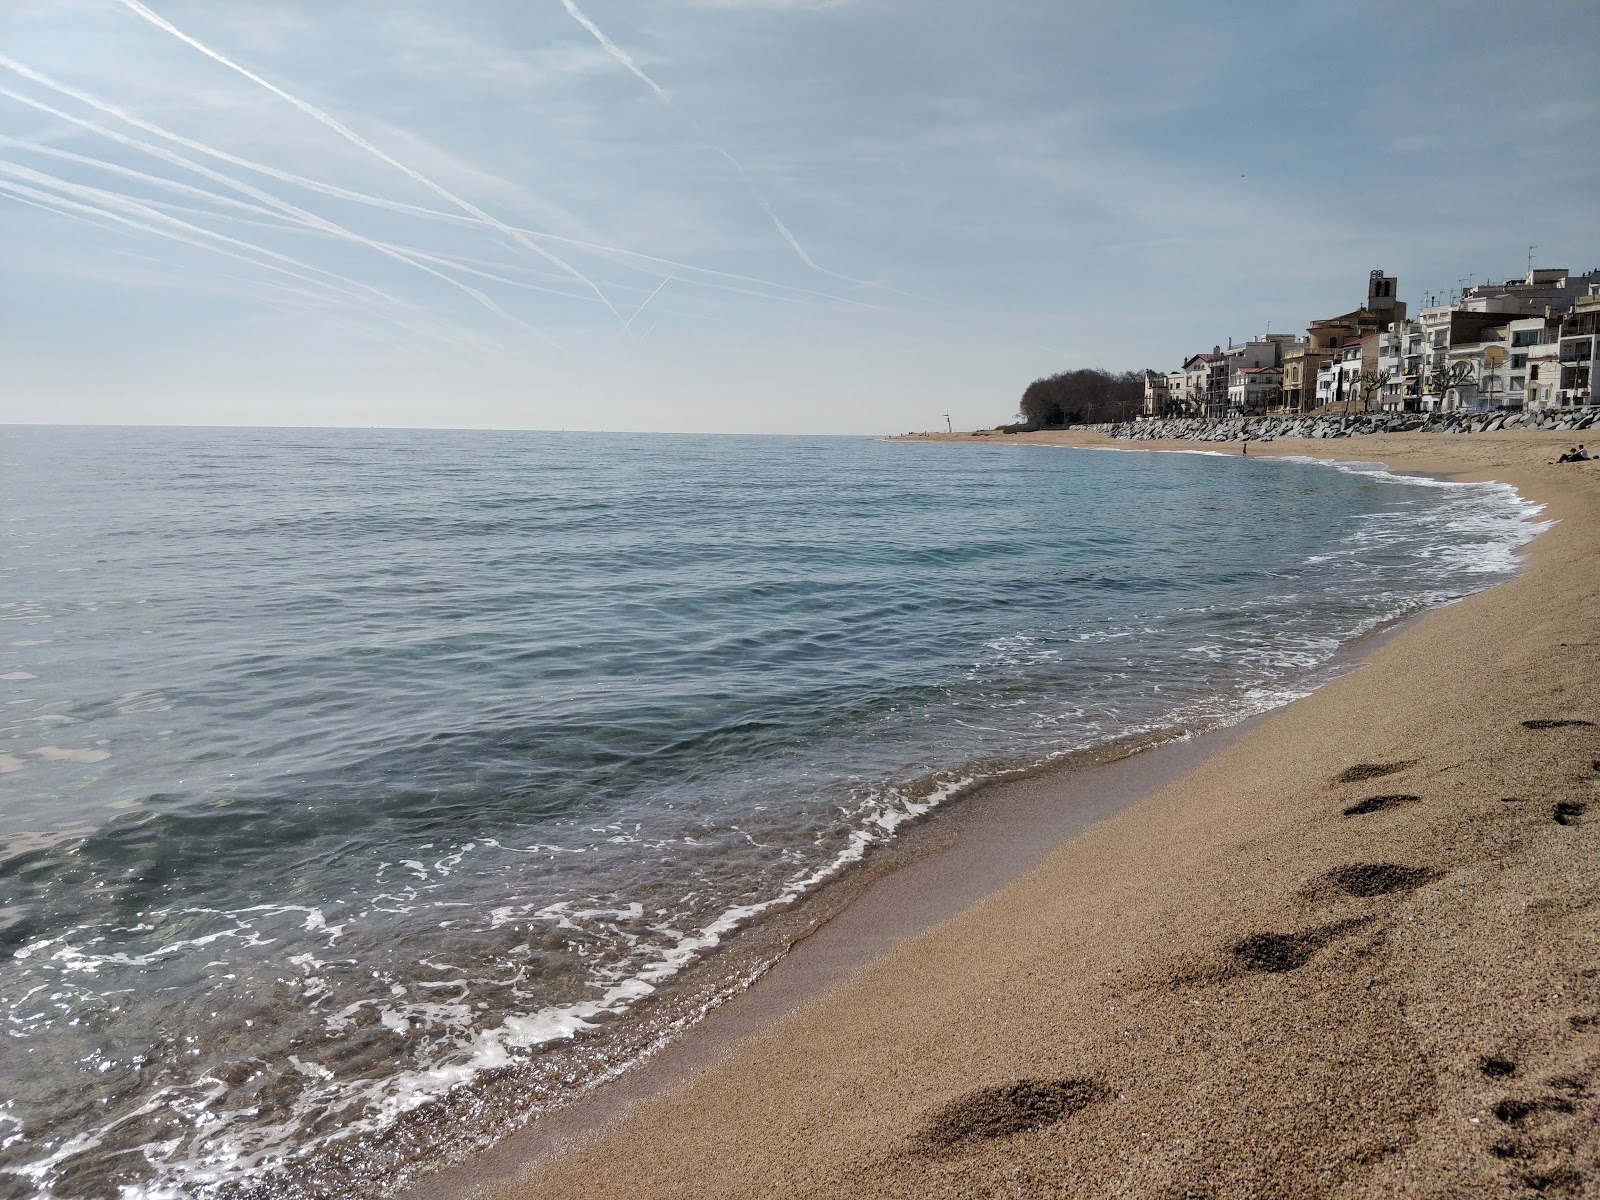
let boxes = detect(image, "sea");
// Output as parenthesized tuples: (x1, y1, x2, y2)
(0, 426, 1546, 1199)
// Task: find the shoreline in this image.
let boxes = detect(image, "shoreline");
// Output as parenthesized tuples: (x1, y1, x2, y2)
(425, 430, 1599, 1199)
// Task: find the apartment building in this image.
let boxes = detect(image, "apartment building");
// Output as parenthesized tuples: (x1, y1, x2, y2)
(1555, 291, 1599, 407)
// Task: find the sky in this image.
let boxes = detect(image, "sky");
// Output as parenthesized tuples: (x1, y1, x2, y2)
(2, 1, 1597, 435)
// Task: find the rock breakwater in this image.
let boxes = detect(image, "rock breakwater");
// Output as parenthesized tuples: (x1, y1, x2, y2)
(1092, 409, 1598, 443)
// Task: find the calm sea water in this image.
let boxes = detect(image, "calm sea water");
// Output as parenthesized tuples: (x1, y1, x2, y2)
(0, 427, 1542, 1198)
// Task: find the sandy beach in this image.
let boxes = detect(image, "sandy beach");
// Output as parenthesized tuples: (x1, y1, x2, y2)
(449, 430, 1599, 1199)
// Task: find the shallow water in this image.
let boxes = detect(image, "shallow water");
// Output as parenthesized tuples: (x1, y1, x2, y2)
(0, 427, 1543, 1197)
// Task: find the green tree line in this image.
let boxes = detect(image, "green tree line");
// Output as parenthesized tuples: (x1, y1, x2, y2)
(1016, 369, 1145, 429)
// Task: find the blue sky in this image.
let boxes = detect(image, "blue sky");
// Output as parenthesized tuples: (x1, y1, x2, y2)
(3, 1, 1596, 433)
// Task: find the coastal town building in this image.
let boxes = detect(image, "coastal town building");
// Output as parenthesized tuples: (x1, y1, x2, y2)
(1460, 268, 1600, 317)
(1180, 352, 1212, 417)
(1503, 315, 1559, 410)
(1227, 365, 1282, 413)
(1135, 265, 1599, 423)
(1377, 323, 1418, 411)
(1279, 344, 1322, 413)
(1141, 370, 1170, 418)
(1314, 334, 1381, 412)
(1556, 290, 1599, 408)
(1527, 338, 1561, 411)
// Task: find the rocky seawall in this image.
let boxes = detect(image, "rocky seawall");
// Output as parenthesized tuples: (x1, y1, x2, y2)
(1093, 408, 1598, 443)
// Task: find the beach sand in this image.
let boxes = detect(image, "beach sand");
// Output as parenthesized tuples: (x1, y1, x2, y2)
(455, 431, 1600, 1199)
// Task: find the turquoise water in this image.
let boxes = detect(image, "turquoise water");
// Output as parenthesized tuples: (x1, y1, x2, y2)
(0, 428, 1542, 1198)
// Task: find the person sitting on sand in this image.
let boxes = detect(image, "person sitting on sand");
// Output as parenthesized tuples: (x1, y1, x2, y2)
(1578, 444, 1591, 460)
(1554, 446, 1582, 463)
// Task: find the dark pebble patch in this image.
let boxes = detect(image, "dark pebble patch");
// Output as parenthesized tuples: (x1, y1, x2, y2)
(1554, 802, 1586, 826)
(1343, 793, 1421, 817)
(919, 1078, 1107, 1147)
(1323, 863, 1441, 898)
(1337, 761, 1415, 783)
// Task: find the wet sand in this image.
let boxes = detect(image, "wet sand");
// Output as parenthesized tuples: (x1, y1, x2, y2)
(460, 430, 1600, 1198)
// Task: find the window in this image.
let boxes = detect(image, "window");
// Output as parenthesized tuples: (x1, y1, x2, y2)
(1530, 365, 1540, 380)
(1511, 354, 1527, 368)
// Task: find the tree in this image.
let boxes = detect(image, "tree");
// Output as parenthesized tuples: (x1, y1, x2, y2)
(1017, 369, 1146, 428)
(1356, 368, 1387, 412)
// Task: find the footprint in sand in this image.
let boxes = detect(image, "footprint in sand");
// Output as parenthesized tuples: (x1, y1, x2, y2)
(1553, 802, 1587, 826)
(1229, 917, 1371, 974)
(1320, 863, 1442, 898)
(917, 1078, 1107, 1149)
(1479, 1055, 1518, 1079)
(1343, 793, 1421, 817)
(1336, 761, 1415, 783)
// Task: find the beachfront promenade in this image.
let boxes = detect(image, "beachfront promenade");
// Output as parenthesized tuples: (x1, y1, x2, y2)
(416, 429, 1598, 1200)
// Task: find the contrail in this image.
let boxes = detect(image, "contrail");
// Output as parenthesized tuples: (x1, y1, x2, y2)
(625, 275, 672, 331)
(0, 172, 377, 311)
(4, 135, 576, 307)
(558, 0, 855, 282)
(117, 0, 624, 324)
(2, 54, 872, 312)
(0, 80, 550, 339)
(0, 177, 484, 350)
(558, 0, 668, 100)
(0, 135, 403, 305)
(8, 137, 611, 310)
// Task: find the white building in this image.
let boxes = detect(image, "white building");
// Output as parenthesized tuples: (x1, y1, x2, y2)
(1555, 291, 1599, 407)
(1526, 340, 1561, 411)
(1227, 365, 1282, 414)
(1504, 315, 1559, 410)
(1312, 342, 1363, 409)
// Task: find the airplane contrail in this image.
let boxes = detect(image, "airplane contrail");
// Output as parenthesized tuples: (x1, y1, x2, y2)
(0, 172, 382, 313)
(0, 80, 554, 340)
(0, 135, 405, 305)
(557, 0, 856, 283)
(117, 0, 624, 324)
(3, 136, 587, 308)
(0, 178, 487, 351)
(6, 133, 638, 319)
(625, 275, 672, 331)
(1, 54, 874, 313)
